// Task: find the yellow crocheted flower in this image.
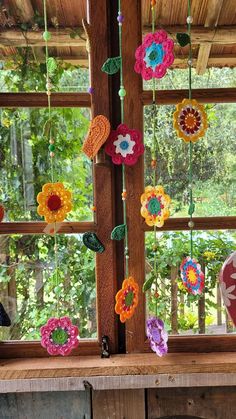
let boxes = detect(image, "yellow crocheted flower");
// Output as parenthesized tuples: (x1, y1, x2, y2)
(37, 182, 72, 223)
(140, 185, 171, 227)
(115, 277, 139, 323)
(173, 98, 208, 143)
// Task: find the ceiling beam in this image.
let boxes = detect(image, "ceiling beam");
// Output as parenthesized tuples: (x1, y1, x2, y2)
(196, 0, 224, 75)
(142, 88, 236, 105)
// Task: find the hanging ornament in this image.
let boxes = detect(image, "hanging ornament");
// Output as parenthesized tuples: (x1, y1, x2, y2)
(37, 182, 72, 224)
(115, 277, 139, 323)
(180, 256, 205, 295)
(146, 317, 168, 357)
(176, 32, 190, 47)
(40, 316, 79, 356)
(82, 115, 111, 159)
(140, 185, 171, 227)
(102, 56, 121, 75)
(0, 302, 11, 327)
(82, 232, 105, 253)
(134, 30, 174, 80)
(105, 124, 144, 166)
(220, 251, 236, 326)
(111, 224, 126, 241)
(173, 98, 208, 143)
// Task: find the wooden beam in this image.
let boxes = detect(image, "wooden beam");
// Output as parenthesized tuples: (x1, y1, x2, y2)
(11, 0, 34, 23)
(142, 216, 236, 232)
(196, 0, 224, 75)
(173, 55, 236, 68)
(142, 88, 236, 105)
(0, 92, 91, 108)
(0, 221, 96, 235)
(143, 25, 236, 45)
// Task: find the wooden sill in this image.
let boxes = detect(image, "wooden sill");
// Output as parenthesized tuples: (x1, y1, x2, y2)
(1, 353, 236, 392)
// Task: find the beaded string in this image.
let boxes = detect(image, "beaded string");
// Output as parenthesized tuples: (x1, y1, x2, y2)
(187, 0, 194, 258)
(117, 0, 129, 277)
(43, 0, 59, 315)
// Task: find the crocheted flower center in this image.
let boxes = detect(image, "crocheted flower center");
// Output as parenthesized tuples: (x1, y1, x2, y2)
(51, 328, 68, 345)
(125, 290, 134, 307)
(145, 43, 164, 69)
(47, 194, 62, 211)
(148, 197, 161, 215)
(187, 268, 197, 284)
(179, 108, 201, 134)
(120, 140, 129, 150)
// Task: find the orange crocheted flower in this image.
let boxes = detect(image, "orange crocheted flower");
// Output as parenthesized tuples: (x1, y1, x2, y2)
(115, 277, 139, 323)
(173, 98, 208, 143)
(37, 182, 72, 223)
(140, 185, 170, 227)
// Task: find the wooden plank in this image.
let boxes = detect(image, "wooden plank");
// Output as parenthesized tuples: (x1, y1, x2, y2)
(142, 88, 236, 105)
(142, 216, 236, 231)
(147, 386, 236, 419)
(3, 352, 236, 380)
(0, 391, 91, 418)
(0, 93, 91, 108)
(196, 42, 212, 75)
(11, 0, 34, 23)
(174, 55, 236, 68)
(88, 0, 118, 353)
(0, 221, 96, 235)
(92, 389, 145, 419)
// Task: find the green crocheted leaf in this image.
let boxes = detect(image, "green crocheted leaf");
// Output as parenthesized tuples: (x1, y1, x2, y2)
(111, 224, 126, 241)
(142, 276, 154, 293)
(188, 202, 195, 216)
(82, 232, 105, 253)
(176, 32, 190, 47)
(102, 56, 121, 75)
(47, 57, 57, 76)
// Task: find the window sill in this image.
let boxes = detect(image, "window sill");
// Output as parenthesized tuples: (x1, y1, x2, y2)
(0, 352, 236, 393)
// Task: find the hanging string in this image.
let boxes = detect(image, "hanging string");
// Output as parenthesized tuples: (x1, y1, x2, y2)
(118, 0, 129, 277)
(43, 0, 59, 315)
(187, 0, 194, 258)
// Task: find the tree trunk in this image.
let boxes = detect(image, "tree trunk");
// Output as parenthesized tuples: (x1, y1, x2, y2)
(35, 262, 44, 309)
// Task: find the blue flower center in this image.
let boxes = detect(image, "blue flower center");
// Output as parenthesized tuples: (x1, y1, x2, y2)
(148, 197, 161, 215)
(120, 140, 129, 150)
(145, 43, 164, 69)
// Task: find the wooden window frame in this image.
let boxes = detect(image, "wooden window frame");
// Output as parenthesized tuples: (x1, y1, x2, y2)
(0, 1, 118, 358)
(123, 0, 236, 354)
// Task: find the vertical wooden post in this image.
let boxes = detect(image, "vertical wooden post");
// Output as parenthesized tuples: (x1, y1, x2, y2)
(171, 266, 178, 334)
(122, 0, 145, 352)
(87, 0, 117, 352)
(198, 262, 205, 334)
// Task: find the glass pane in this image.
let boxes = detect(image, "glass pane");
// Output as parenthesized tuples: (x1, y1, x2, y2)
(143, 68, 236, 90)
(0, 107, 93, 221)
(145, 230, 236, 335)
(0, 234, 96, 341)
(144, 103, 236, 217)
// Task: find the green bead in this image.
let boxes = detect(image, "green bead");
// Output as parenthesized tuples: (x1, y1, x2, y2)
(119, 87, 126, 98)
(43, 31, 51, 41)
(48, 144, 55, 152)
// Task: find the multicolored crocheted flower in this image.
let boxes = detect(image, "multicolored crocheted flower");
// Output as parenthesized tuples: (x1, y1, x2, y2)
(140, 185, 171, 227)
(180, 256, 205, 295)
(115, 276, 139, 323)
(40, 316, 79, 356)
(134, 30, 174, 80)
(105, 124, 144, 166)
(37, 182, 72, 223)
(146, 317, 168, 357)
(173, 99, 208, 143)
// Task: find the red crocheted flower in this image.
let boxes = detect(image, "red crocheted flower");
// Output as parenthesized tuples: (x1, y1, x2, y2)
(134, 30, 174, 80)
(40, 316, 79, 356)
(105, 123, 144, 166)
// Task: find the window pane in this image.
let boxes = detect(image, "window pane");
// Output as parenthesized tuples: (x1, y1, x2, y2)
(144, 103, 236, 217)
(0, 107, 93, 221)
(145, 230, 236, 335)
(0, 234, 96, 341)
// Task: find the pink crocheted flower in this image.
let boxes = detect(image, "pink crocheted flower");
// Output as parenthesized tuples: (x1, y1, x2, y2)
(105, 123, 144, 166)
(40, 316, 79, 356)
(134, 30, 174, 80)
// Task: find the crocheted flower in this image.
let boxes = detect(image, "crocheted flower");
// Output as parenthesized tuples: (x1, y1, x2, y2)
(40, 316, 79, 356)
(140, 185, 171, 227)
(134, 30, 174, 80)
(180, 256, 205, 295)
(173, 99, 208, 143)
(146, 317, 168, 357)
(105, 124, 144, 166)
(37, 182, 72, 223)
(115, 276, 139, 323)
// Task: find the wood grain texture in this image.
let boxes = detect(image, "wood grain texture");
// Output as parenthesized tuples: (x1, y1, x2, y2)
(0, 391, 91, 419)
(122, 0, 146, 353)
(196, 43, 212, 75)
(142, 216, 236, 231)
(0, 93, 91, 108)
(93, 389, 145, 419)
(147, 386, 236, 419)
(0, 222, 96, 235)
(142, 88, 236, 105)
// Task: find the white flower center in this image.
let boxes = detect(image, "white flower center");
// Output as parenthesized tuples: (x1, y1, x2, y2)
(113, 134, 135, 158)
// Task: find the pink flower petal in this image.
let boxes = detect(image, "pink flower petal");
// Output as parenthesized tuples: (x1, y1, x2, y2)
(135, 45, 145, 60)
(143, 33, 154, 48)
(59, 316, 72, 328)
(153, 64, 167, 79)
(141, 66, 153, 80)
(163, 52, 174, 66)
(153, 30, 167, 44)
(162, 39, 174, 52)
